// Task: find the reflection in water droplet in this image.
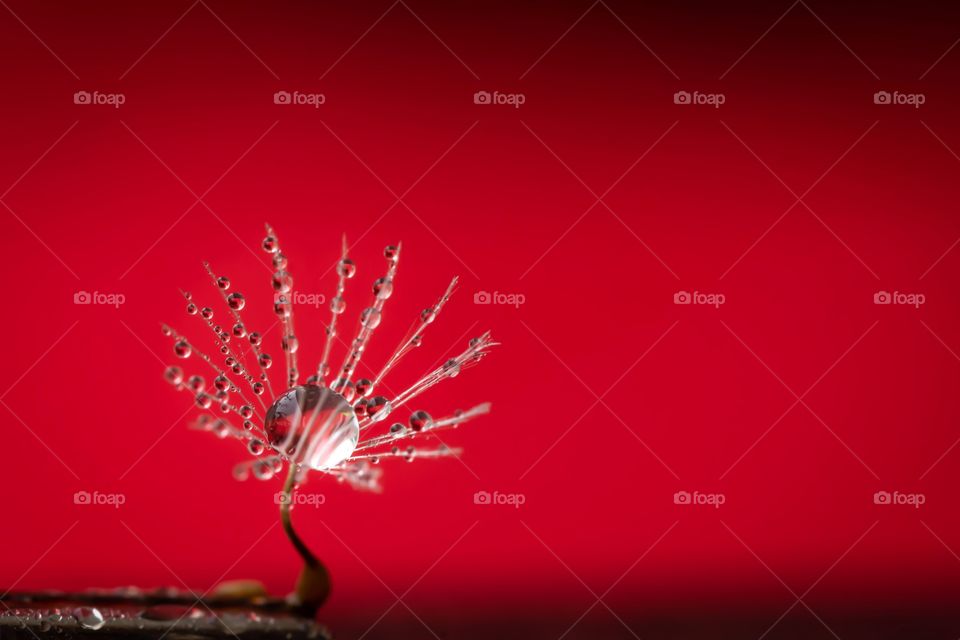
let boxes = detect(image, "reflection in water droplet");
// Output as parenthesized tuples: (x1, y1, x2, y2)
(76, 607, 105, 630)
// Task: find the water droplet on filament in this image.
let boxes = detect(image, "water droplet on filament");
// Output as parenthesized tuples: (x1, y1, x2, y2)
(263, 386, 359, 470)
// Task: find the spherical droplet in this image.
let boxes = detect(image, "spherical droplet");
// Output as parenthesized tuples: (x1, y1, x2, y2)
(273, 253, 288, 269)
(443, 359, 461, 377)
(283, 335, 299, 353)
(262, 235, 278, 253)
(409, 410, 433, 432)
(355, 378, 373, 398)
(384, 245, 398, 260)
(248, 440, 266, 456)
(367, 396, 392, 422)
(201, 307, 214, 320)
(252, 461, 275, 480)
(372, 278, 393, 300)
(330, 378, 355, 402)
(263, 386, 360, 470)
(249, 332, 262, 346)
(76, 608, 105, 631)
(330, 296, 346, 314)
(164, 366, 183, 385)
(187, 375, 205, 392)
(174, 340, 191, 358)
(232, 323, 246, 338)
(411, 334, 423, 347)
(420, 308, 436, 323)
(337, 258, 356, 278)
(195, 394, 212, 409)
(214, 375, 230, 392)
(361, 307, 381, 329)
(259, 353, 273, 369)
(272, 271, 293, 293)
(227, 293, 245, 311)
(240, 405, 253, 419)
(216, 276, 230, 290)
(186, 303, 198, 315)
(252, 382, 265, 396)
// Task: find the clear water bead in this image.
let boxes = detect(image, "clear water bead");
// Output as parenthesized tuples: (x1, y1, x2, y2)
(337, 258, 356, 278)
(264, 385, 359, 470)
(174, 340, 191, 358)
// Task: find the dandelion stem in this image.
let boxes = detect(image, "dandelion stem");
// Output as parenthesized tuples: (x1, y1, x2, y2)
(280, 466, 330, 615)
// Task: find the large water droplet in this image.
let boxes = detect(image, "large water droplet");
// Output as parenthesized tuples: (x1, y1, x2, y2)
(409, 410, 433, 432)
(264, 386, 359, 470)
(174, 340, 191, 358)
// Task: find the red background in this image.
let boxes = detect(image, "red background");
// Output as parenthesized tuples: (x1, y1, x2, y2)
(3, 1, 960, 637)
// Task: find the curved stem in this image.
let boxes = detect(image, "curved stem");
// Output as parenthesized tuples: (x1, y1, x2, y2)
(280, 466, 331, 615)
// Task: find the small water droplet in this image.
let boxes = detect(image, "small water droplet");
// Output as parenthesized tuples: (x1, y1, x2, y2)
(420, 308, 436, 323)
(330, 296, 346, 314)
(443, 359, 461, 377)
(282, 335, 299, 353)
(368, 396, 392, 422)
(272, 271, 293, 293)
(337, 258, 356, 278)
(384, 245, 398, 260)
(262, 235, 278, 253)
(361, 307, 381, 329)
(214, 375, 230, 392)
(240, 405, 253, 419)
(409, 410, 433, 432)
(186, 302, 198, 315)
(187, 375, 205, 392)
(259, 353, 272, 368)
(77, 607, 105, 630)
(372, 277, 393, 300)
(252, 382, 265, 395)
(355, 378, 373, 397)
(249, 332, 262, 346)
(174, 340, 191, 358)
(248, 440, 266, 456)
(232, 323, 246, 338)
(217, 276, 230, 290)
(273, 253, 288, 269)
(196, 394, 212, 409)
(164, 366, 183, 385)
(227, 293, 245, 311)
(201, 307, 214, 320)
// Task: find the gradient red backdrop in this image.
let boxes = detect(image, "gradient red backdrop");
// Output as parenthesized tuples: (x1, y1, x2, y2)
(3, 1, 960, 637)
